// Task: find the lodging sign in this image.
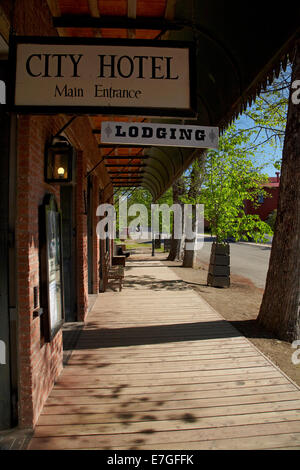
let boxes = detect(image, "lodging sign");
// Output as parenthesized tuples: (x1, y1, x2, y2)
(8, 36, 196, 117)
(101, 121, 219, 149)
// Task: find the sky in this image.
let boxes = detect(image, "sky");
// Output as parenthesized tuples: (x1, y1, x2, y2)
(235, 113, 284, 177)
(233, 65, 291, 177)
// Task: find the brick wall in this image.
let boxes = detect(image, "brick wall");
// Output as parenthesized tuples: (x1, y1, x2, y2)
(5, 0, 112, 429)
(75, 150, 88, 322)
(245, 186, 279, 222)
(17, 115, 63, 428)
(16, 115, 111, 428)
(92, 175, 100, 295)
(10, 2, 64, 429)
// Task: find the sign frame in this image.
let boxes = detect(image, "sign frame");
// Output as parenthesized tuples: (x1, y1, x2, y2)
(8, 35, 197, 118)
(101, 121, 219, 149)
(39, 194, 65, 343)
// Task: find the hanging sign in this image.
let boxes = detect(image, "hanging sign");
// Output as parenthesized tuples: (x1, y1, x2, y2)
(101, 121, 219, 149)
(9, 36, 196, 117)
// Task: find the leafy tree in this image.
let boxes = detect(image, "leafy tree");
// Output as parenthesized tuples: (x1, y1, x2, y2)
(167, 176, 186, 261)
(199, 125, 273, 244)
(234, 65, 291, 171)
(166, 153, 206, 265)
(182, 153, 206, 266)
(114, 187, 152, 239)
(173, 68, 291, 264)
(114, 186, 172, 240)
(166, 124, 274, 266)
(266, 209, 277, 232)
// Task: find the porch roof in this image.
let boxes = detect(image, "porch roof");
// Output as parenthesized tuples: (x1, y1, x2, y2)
(45, 1, 300, 198)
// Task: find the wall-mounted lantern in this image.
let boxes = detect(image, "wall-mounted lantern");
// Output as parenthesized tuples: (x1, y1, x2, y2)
(45, 136, 73, 183)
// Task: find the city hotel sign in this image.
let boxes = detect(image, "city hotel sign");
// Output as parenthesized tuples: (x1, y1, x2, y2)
(9, 37, 196, 117)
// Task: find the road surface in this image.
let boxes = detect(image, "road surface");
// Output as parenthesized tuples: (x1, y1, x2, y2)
(196, 237, 272, 289)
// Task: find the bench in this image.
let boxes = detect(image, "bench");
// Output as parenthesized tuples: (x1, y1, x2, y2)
(103, 252, 125, 292)
(112, 255, 126, 267)
(115, 244, 130, 258)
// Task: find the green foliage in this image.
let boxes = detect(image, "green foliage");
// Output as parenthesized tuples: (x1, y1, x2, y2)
(192, 68, 290, 244)
(236, 66, 291, 169)
(113, 69, 289, 244)
(273, 160, 282, 171)
(196, 124, 273, 244)
(114, 188, 152, 236)
(114, 186, 173, 237)
(266, 209, 277, 231)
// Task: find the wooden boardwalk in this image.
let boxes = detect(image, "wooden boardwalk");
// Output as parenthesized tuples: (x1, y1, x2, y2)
(28, 258, 300, 450)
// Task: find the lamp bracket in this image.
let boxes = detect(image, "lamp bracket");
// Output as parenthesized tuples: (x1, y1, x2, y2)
(53, 116, 77, 140)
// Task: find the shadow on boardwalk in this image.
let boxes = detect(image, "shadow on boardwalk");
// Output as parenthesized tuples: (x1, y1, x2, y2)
(65, 320, 242, 350)
(26, 257, 300, 450)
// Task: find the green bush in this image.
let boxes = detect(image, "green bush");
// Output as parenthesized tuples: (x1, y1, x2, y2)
(266, 209, 277, 232)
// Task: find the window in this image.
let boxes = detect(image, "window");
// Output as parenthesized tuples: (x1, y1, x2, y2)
(258, 193, 264, 204)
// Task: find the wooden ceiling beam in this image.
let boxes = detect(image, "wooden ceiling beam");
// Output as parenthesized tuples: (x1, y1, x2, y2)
(162, 0, 177, 39)
(109, 170, 144, 173)
(0, 5, 10, 43)
(106, 169, 145, 175)
(88, 0, 102, 37)
(106, 164, 147, 167)
(88, 0, 100, 17)
(165, 0, 177, 20)
(46, 0, 61, 16)
(127, 0, 136, 39)
(53, 16, 182, 31)
(99, 144, 152, 149)
(109, 172, 144, 174)
(46, 0, 66, 36)
(104, 156, 149, 159)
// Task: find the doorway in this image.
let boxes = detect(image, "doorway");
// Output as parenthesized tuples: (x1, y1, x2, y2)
(87, 175, 94, 294)
(60, 186, 77, 322)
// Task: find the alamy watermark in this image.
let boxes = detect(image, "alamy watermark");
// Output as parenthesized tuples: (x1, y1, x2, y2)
(0, 340, 5, 365)
(96, 198, 204, 251)
(291, 80, 300, 104)
(291, 340, 300, 365)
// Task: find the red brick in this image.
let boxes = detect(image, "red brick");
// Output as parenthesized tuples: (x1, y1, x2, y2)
(13, 2, 111, 429)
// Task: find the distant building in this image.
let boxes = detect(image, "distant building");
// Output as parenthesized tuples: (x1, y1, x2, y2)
(244, 173, 280, 221)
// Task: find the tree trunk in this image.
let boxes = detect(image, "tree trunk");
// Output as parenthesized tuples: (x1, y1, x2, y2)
(257, 41, 300, 342)
(182, 153, 206, 268)
(182, 241, 196, 266)
(182, 204, 197, 267)
(167, 177, 185, 261)
(167, 231, 181, 261)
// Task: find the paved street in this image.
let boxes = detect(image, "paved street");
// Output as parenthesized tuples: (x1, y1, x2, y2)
(196, 238, 272, 289)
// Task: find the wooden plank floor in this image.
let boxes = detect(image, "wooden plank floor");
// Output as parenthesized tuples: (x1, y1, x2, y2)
(28, 258, 300, 450)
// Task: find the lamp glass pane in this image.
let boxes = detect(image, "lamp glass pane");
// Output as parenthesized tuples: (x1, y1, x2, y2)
(46, 148, 71, 181)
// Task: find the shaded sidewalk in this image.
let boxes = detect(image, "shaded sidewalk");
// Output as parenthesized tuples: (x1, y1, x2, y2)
(27, 257, 300, 450)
